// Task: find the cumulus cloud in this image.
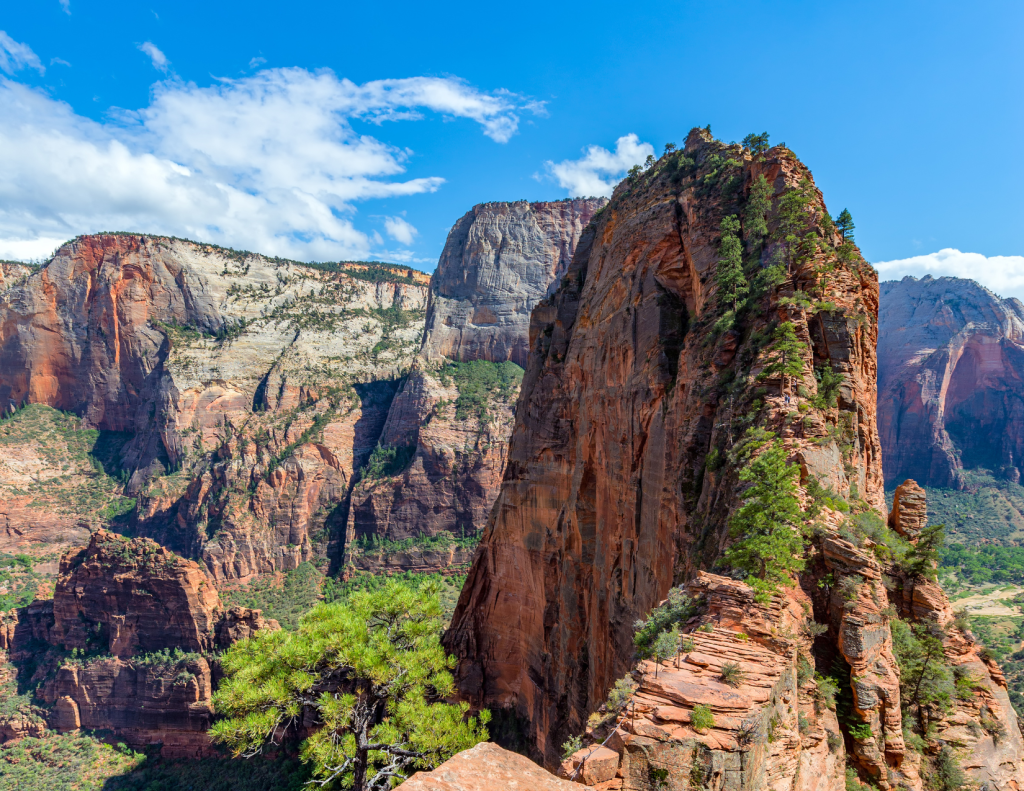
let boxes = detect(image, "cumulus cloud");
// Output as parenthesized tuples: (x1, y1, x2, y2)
(383, 216, 417, 246)
(545, 133, 654, 197)
(0, 69, 536, 261)
(874, 249, 1024, 302)
(138, 42, 169, 72)
(0, 32, 44, 76)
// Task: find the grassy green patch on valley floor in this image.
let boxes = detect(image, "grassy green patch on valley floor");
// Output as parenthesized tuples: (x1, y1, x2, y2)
(0, 731, 311, 791)
(219, 562, 323, 631)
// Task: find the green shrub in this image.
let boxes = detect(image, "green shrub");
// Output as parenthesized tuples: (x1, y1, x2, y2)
(690, 704, 715, 732)
(561, 735, 583, 760)
(633, 587, 698, 658)
(437, 360, 524, 423)
(720, 661, 744, 687)
(363, 443, 416, 479)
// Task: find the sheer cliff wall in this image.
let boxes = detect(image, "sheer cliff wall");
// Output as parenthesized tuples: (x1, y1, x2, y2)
(445, 129, 886, 762)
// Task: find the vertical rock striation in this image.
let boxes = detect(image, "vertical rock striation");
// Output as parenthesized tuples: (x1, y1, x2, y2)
(445, 129, 885, 765)
(421, 199, 607, 367)
(878, 276, 1024, 488)
(344, 199, 605, 573)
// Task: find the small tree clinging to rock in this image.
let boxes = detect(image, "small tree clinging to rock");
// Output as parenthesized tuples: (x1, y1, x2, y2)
(834, 208, 855, 242)
(715, 215, 748, 311)
(724, 434, 806, 603)
(759, 322, 808, 395)
(211, 581, 489, 791)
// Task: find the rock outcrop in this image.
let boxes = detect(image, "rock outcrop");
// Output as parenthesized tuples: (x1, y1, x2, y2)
(0, 235, 428, 580)
(446, 130, 885, 766)
(421, 199, 607, 368)
(345, 200, 604, 574)
(399, 742, 579, 790)
(0, 531, 277, 754)
(878, 276, 1024, 488)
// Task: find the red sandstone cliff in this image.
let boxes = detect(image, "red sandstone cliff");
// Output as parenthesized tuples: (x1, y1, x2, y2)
(344, 200, 605, 574)
(0, 235, 427, 580)
(878, 275, 1024, 488)
(442, 130, 1021, 791)
(0, 530, 276, 755)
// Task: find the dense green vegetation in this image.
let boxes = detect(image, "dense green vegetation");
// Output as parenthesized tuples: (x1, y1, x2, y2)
(362, 443, 416, 480)
(437, 360, 523, 423)
(941, 543, 1024, 585)
(219, 563, 324, 631)
(913, 471, 1024, 544)
(323, 572, 466, 623)
(0, 731, 312, 791)
(0, 553, 43, 611)
(211, 581, 489, 790)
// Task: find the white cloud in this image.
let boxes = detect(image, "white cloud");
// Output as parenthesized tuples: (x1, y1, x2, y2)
(383, 216, 417, 246)
(50, 57, 71, 67)
(0, 32, 44, 76)
(249, 56, 266, 69)
(0, 69, 534, 262)
(545, 133, 654, 197)
(138, 42, 169, 72)
(875, 249, 1024, 302)
(59, 0, 71, 14)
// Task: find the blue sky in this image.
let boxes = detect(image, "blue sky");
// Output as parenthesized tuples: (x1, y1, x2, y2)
(1, 1, 1022, 294)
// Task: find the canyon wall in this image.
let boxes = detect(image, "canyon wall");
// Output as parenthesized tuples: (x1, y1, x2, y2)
(421, 199, 606, 368)
(878, 275, 1024, 488)
(0, 531, 276, 754)
(446, 128, 884, 764)
(0, 235, 428, 579)
(442, 129, 1022, 791)
(344, 199, 605, 574)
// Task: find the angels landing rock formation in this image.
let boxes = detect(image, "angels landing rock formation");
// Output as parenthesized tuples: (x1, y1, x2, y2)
(878, 275, 1024, 488)
(344, 199, 605, 574)
(443, 129, 1023, 790)
(0, 234, 428, 580)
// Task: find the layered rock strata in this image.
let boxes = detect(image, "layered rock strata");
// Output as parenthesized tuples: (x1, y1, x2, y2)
(0, 531, 277, 754)
(0, 235, 428, 580)
(878, 276, 1024, 488)
(446, 129, 885, 765)
(345, 200, 604, 573)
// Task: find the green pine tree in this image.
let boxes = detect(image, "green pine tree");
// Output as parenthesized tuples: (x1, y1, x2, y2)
(743, 174, 772, 249)
(759, 322, 807, 395)
(742, 132, 770, 155)
(891, 617, 954, 733)
(724, 437, 806, 603)
(210, 581, 490, 791)
(834, 209, 855, 242)
(716, 215, 747, 310)
(904, 523, 944, 580)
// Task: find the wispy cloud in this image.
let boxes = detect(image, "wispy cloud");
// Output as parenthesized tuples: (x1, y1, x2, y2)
(0, 32, 45, 76)
(137, 41, 169, 72)
(0, 69, 534, 261)
(544, 133, 654, 197)
(59, 0, 71, 15)
(383, 216, 418, 246)
(249, 56, 266, 69)
(50, 57, 71, 67)
(875, 249, 1024, 302)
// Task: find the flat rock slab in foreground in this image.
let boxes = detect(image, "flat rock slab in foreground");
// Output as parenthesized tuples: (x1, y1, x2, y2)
(399, 742, 578, 790)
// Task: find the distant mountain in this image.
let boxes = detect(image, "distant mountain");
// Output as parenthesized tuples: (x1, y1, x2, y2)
(878, 275, 1024, 490)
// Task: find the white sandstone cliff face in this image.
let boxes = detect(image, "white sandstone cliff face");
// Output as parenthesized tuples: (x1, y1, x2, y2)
(343, 199, 606, 574)
(422, 199, 607, 367)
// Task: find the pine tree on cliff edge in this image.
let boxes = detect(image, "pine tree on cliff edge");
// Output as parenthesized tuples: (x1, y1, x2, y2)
(210, 581, 489, 791)
(724, 435, 806, 603)
(759, 322, 807, 396)
(715, 215, 747, 311)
